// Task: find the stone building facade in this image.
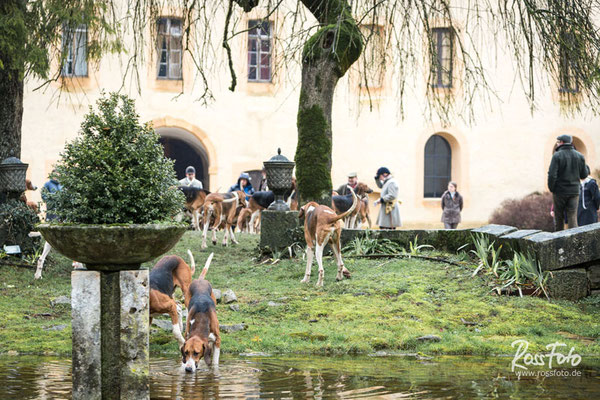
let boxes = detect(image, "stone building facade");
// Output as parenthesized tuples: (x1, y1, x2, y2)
(21, 2, 600, 228)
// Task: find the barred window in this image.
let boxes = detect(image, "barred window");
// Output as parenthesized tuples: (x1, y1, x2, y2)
(248, 20, 272, 82)
(424, 135, 452, 198)
(157, 18, 183, 80)
(61, 24, 88, 77)
(430, 28, 453, 88)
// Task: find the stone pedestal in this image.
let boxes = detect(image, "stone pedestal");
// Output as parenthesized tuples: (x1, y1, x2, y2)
(72, 269, 149, 400)
(259, 210, 300, 253)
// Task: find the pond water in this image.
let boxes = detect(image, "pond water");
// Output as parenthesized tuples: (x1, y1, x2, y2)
(0, 354, 598, 399)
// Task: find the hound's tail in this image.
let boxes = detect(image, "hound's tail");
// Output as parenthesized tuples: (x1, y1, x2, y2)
(187, 249, 196, 275)
(221, 192, 239, 204)
(199, 252, 214, 279)
(331, 186, 358, 223)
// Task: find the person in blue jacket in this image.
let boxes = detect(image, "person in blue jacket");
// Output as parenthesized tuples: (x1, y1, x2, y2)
(228, 172, 255, 200)
(577, 165, 600, 226)
(41, 173, 63, 222)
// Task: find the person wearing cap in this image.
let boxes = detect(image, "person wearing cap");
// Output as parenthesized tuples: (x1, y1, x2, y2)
(373, 167, 401, 229)
(577, 165, 600, 226)
(179, 166, 203, 189)
(336, 172, 358, 195)
(547, 134, 587, 231)
(228, 172, 255, 199)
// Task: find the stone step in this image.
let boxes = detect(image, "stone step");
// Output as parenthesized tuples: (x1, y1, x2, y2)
(522, 222, 600, 271)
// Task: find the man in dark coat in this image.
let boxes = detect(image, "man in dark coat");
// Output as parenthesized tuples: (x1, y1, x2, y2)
(577, 165, 600, 226)
(336, 172, 358, 195)
(547, 134, 587, 231)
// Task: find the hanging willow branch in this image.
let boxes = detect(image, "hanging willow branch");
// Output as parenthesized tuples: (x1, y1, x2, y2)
(223, 0, 237, 91)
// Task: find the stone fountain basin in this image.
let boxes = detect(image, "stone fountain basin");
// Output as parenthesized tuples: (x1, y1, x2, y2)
(37, 223, 186, 269)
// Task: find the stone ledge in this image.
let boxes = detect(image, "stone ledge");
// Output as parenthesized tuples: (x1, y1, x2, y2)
(497, 229, 542, 254)
(471, 224, 517, 238)
(522, 222, 600, 271)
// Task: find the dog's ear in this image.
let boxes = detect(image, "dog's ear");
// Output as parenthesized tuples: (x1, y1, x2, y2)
(203, 342, 213, 366)
(298, 206, 305, 219)
(180, 344, 186, 363)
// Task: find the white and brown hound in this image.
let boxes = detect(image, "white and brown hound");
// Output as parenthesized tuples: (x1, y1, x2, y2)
(236, 207, 252, 233)
(357, 196, 372, 229)
(178, 186, 210, 231)
(298, 187, 358, 287)
(237, 191, 275, 234)
(201, 191, 246, 248)
(149, 250, 204, 346)
(332, 182, 373, 229)
(34, 241, 83, 280)
(181, 257, 220, 372)
(20, 179, 38, 212)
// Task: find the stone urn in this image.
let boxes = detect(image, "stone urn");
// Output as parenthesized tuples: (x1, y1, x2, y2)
(263, 148, 295, 211)
(37, 223, 186, 400)
(0, 157, 28, 202)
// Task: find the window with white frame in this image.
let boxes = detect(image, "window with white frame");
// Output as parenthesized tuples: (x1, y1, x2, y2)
(61, 24, 88, 77)
(247, 20, 272, 82)
(157, 17, 183, 80)
(430, 27, 453, 88)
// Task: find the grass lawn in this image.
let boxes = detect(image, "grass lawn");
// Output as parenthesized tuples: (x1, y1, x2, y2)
(1, 231, 599, 357)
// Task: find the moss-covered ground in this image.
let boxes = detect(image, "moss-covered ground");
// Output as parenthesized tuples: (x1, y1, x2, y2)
(0, 231, 599, 357)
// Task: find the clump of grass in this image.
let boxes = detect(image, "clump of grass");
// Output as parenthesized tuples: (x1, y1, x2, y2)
(498, 252, 551, 298)
(470, 233, 551, 298)
(470, 233, 503, 277)
(342, 230, 404, 256)
(403, 235, 434, 257)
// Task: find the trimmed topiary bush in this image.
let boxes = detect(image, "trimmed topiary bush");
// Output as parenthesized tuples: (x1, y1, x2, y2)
(47, 92, 184, 224)
(489, 192, 554, 232)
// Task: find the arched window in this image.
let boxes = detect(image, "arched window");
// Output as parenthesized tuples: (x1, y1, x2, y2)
(424, 135, 451, 198)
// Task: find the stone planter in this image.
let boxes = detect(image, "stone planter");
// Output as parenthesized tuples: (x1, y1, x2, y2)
(38, 223, 186, 400)
(37, 223, 186, 269)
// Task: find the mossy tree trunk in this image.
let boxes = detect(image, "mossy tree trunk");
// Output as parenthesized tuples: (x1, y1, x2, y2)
(294, 0, 362, 205)
(0, 70, 24, 161)
(0, 0, 26, 161)
(234, 0, 362, 206)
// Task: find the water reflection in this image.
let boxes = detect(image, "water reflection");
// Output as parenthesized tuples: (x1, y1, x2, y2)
(0, 355, 598, 399)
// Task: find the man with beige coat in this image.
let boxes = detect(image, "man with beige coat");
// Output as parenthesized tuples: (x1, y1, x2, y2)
(373, 167, 401, 229)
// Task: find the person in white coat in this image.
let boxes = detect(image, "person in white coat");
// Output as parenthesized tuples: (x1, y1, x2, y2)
(179, 166, 203, 189)
(373, 167, 401, 229)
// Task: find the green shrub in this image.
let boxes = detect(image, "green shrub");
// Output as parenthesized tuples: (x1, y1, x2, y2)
(0, 200, 40, 254)
(47, 92, 184, 224)
(488, 192, 554, 232)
